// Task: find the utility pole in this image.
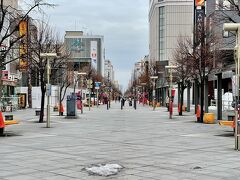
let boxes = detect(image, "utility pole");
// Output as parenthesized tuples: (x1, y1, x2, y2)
(224, 23, 240, 150)
(166, 66, 177, 119)
(87, 79, 93, 111)
(40, 53, 57, 128)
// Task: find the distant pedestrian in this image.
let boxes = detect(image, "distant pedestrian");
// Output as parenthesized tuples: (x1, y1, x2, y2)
(128, 97, 132, 106)
(165, 96, 169, 111)
(121, 97, 125, 110)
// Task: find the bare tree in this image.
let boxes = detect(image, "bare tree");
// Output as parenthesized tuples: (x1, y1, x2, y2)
(0, 0, 53, 97)
(58, 63, 72, 116)
(172, 37, 193, 115)
(29, 21, 66, 123)
(192, 23, 224, 122)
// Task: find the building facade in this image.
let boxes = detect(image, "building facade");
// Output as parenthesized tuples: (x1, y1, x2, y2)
(149, 0, 193, 63)
(0, 0, 20, 97)
(64, 31, 104, 77)
(104, 60, 114, 83)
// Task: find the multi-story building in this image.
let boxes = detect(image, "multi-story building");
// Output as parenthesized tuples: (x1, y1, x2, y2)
(149, 0, 193, 64)
(64, 31, 104, 77)
(0, 0, 21, 97)
(104, 60, 114, 83)
(149, 0, 193, 105)
(0, 0, 18, 8)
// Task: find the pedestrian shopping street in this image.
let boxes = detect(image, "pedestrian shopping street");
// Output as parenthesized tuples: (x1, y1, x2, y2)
(0, 103, 239, 180)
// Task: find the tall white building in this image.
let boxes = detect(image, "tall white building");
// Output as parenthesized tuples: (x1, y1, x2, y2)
(149, 0, 193, 64)
(104, 60, 114, 83)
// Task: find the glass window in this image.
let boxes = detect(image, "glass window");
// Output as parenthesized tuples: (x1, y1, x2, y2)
(159, 7, 165, 61)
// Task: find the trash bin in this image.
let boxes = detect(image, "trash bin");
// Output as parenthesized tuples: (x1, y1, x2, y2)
(66, 94, 76, 117)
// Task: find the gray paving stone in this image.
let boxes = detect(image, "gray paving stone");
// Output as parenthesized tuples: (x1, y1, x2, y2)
(1, 103, 240, 179)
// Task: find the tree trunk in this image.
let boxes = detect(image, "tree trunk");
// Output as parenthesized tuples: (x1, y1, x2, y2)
(28, 75, 32, 108)
(200, 79, 204, 123)
(179, 83, 185, 116)
(39, 84, 45, 123)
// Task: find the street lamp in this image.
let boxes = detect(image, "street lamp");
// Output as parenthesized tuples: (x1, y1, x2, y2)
(150, 76, 158, 110)
(77, 72, 87, 114)
(165, 65, 177, 119)
(224, 23, 240, 150)
(40, 53, 57, 128)
(141, 82, 147, 106)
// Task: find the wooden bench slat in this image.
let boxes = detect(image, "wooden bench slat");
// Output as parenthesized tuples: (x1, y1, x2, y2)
(5, 120, 19, 125)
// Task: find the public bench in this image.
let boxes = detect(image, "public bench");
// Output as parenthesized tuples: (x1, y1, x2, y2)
(35, 109, 41, 116)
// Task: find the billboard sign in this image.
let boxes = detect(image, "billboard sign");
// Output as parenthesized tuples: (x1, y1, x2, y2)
(19, 20, 27, 37)
(19, 20, 28, 72)
(90, 41, 97, 69)
(195, 9, 205, 46)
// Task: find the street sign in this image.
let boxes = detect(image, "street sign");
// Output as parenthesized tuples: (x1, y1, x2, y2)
(95, 82, 101, 89)
(46, 84, 51, 96)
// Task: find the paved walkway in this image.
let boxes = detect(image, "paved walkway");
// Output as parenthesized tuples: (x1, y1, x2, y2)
(0, 102, 239, 180)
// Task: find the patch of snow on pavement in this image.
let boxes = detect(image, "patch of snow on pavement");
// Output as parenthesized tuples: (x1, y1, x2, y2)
(85, 164, 123, 176)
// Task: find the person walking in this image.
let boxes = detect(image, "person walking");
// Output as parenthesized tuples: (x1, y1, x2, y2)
(165, 95, 169, 111)
(121, 96, 125, 110)
(128, 97, 132, 106)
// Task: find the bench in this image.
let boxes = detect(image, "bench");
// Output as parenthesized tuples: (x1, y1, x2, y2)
(5, 115, 13, 121)
(228, 115, 235, 121)
(35, 110, 41, 116)
(5, 120, 19, 125)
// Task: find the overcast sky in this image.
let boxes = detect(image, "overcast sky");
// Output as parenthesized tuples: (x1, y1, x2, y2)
(32, 0, 149, 90)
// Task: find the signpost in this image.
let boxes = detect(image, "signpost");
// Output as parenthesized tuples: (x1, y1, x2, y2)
(95, 82, 101, 108)
(87, 79, 93, 111)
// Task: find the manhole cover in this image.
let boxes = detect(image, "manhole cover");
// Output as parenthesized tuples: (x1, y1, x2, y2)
(83, 163, 123, 177)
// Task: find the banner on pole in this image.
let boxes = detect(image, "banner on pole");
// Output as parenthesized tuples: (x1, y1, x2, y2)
(19, 20, 28, 72)
(90, 41, 97, 69)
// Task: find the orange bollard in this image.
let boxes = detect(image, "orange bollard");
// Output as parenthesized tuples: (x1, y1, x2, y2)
(60, 104, 64, 116)
(0, 111, 5, 135)
(0, 111, 5, 129)
(196, 104, 200, 122)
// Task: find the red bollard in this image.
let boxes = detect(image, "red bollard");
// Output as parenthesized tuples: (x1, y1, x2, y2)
(196, 104, 200, 122)
(169, 101, 173, 119)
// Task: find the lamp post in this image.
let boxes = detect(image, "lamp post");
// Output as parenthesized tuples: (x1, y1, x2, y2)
(78, 72, 87, 114)
(223, 23, 240, 150)
(150, 76, 158, 110)
(40, 53, 57, 128)
(165, 65, 177, 119)
(141, 82, 147, 106)
(87, 79, 93, 111)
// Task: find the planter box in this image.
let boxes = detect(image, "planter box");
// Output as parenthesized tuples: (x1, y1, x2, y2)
(203, 113, 215, 124)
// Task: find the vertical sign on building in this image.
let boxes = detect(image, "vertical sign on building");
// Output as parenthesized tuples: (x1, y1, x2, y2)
(90, 41, 97, 69)
(194, 0, 205, 46)
(195, 9, 205, 46)
(19, 20, 28, 72)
